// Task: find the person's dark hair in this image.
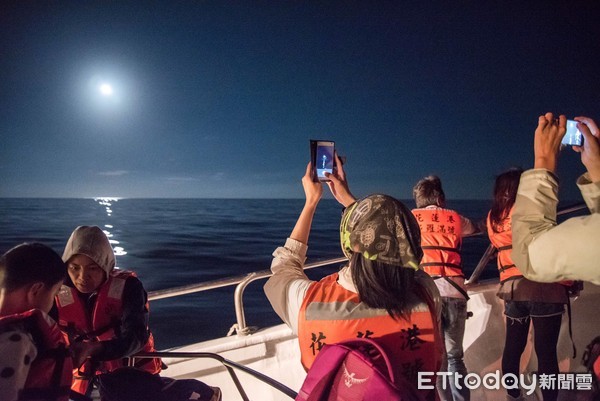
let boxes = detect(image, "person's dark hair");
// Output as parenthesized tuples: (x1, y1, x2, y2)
(0, 243, 66, 291)
(489, 167, 524, 233)
(413, 175, 446, 208)
(351, 254, 421, 321)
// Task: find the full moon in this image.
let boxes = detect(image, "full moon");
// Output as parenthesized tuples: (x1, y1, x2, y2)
(99, 83, 113, 96)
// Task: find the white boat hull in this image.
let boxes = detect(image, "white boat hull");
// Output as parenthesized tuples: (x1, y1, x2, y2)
(161, 280, 600, 400)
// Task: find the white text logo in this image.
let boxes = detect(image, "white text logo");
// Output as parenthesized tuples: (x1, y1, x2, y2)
(417, 371, 593, 395)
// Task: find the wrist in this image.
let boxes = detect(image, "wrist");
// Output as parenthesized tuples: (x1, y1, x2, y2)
(304, 198, 320, 209)
(587, 168, 600, 183)
(339, 193, 356, 208)
(534, 156, 557, 173)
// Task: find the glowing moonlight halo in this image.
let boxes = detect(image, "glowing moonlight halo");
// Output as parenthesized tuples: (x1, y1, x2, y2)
(88, 75, 125, 108)
(99, 83, 113, 96)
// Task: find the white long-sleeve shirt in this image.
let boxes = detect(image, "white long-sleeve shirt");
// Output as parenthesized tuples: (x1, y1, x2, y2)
(263, 238, 441, 334)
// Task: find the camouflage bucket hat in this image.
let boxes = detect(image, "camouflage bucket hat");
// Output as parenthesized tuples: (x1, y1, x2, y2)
(340, 194, 422, 269)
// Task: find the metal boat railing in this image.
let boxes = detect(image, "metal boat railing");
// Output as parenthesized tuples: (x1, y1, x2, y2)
(148, 203, 587, 336)
(148, 257, 348, 336)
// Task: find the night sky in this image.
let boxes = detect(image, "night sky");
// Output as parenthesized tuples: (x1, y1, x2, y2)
(1, 2, 599, 200)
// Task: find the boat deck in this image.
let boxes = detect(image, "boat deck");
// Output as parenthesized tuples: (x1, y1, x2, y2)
(153, 280, 599, 401)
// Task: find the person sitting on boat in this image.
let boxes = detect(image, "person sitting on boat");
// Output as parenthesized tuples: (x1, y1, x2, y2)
(411, 175, 478, 401)
(0, 243, 72, 401)
(55, 226, 221, 401)
(487, 167, 567, 401)
(264, 155, 443, 401)
(512, 114, 600, 285)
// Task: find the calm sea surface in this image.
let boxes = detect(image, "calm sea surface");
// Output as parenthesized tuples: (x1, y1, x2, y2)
(0, 197, 498, 349)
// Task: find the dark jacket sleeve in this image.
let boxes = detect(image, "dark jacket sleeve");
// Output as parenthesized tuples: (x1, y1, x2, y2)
(94, 276, 152, 361)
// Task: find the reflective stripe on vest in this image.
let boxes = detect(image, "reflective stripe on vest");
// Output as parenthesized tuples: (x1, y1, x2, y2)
(56, 270, 161, 395)
(0, 309, 73, 401)
(297, 273, 440, 390)
(305, 299, 430, 321)
(412, 208, 463, 277)
(486, 210, 523, 283)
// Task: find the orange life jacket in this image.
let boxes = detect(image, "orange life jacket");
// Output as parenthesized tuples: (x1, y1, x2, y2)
(486, 209, 523, 283)
(0, 309, 73, 401)
(297, 273, 440, 395)
(55, 270, 161, 396)
(412, 208, 463, 277)
(486, 209, 577, 292)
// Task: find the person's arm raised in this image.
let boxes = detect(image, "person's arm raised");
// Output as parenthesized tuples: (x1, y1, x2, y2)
(290, 163, 323, 245)
(533, 112, 566, 173)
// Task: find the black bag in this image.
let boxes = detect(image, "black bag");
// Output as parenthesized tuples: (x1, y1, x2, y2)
(97, 367, 166, 401)
(582, 335, 600, 393)
(161, 377, 216, 401)
(565, 280, 584, 297)
(97, 367, 216, 401)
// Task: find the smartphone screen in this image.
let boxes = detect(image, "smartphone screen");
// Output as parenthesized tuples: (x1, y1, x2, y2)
(562, 120, 583, 147)
(311, 140, 335, 181)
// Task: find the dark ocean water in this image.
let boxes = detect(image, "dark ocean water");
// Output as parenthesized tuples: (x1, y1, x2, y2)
(0, 197, 499, 349)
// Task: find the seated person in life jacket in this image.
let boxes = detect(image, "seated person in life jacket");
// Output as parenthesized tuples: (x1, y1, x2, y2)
(264, 156, 443, 401)
(54, 226, 162, 397)
(0, 243, 72, 401)
(55, 226, 221, 401)
(411, 175, 478, 401)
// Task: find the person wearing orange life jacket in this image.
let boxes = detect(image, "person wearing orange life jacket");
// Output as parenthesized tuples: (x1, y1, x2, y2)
(297, 271, 440, 374)
(486, 208, 521, 284)
(487, 168, 567, 401)
(0, 310, 73, 401)
(55, 226, 163, 398)
(265, 157, 443, 401)
(0, 243, 71, 401)
(412, 175, 478, 401)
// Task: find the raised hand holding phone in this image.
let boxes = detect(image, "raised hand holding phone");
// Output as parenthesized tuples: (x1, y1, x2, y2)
(573, 117, 600, 183)
(290, 162, 323, 245)
(325, 152, 356, 207)
(561, 120, 584, 147)
(302, 162, 323, 207)
(534, 113, 566, 172)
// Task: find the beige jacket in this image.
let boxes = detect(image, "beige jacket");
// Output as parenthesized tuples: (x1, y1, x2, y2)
(512, 169, 600, 285)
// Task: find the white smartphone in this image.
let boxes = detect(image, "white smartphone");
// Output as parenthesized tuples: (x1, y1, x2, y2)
(562, 120, 583, 147)
(310, 140, 335, 182)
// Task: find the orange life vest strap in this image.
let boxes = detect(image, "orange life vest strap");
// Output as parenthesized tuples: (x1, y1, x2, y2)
(499, 264, 516, 272)
(421, 245, 460, 253)
(420, 262, 463, 270)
